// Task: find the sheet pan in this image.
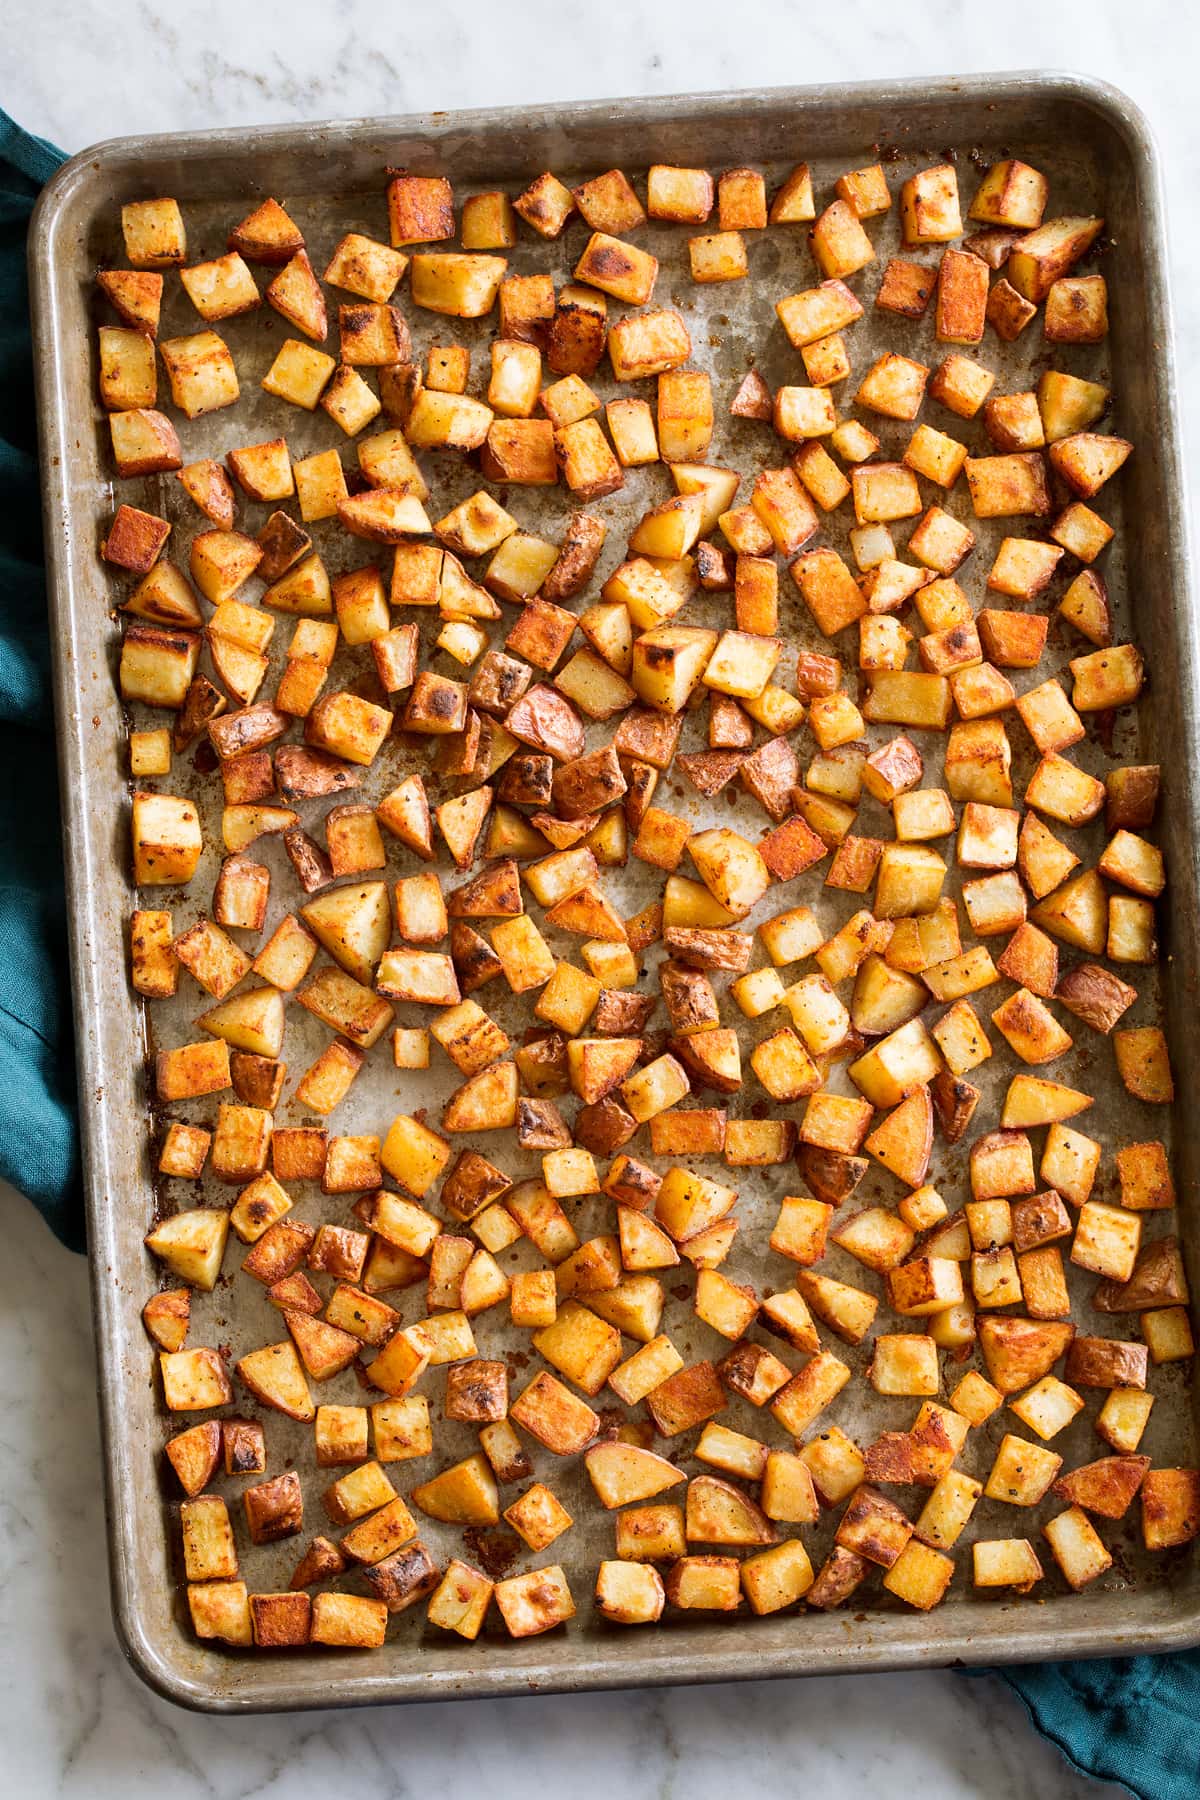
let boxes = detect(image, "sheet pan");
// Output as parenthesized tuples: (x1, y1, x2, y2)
(28, 71, 1200, 1711)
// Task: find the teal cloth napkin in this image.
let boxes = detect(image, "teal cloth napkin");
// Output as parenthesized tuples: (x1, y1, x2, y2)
(993, 1655, 1200, 1795)
(0, 109, 81, 1251)
(2, 105, 1197, 1781)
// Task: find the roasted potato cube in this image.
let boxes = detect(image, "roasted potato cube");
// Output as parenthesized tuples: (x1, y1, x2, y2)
(512, 170, 575, 238)
(188, 1580, 252, 1647)
(145, 1207, 230, 1292)
(573, 167, 645, 234)
(870, 1334, 940, 1396)
(181, 1496, 238, 1581)
(321, 229, 407, 299)
(1071, 1201, 1141, 1283)
(123, 197, 186, 267)
(810, 198, 875, 279)
(1008, 215, 1104, 302)
(769, 163, 816, 223)
(1141, 1469, 1200, 1550)
(647, 164, 714, 222)
(1116, 1141, 1174, 1212)
(882, 1539, 955, 1611)
(973, 1538, 1043, 1591)
(1043, 1505, 1112, 1591)
(1096, 1387, 1155, 1455)
(969, 158, 1047, 229)
(1045, 275, 1108, 344)
(901, 164, 962, 244)
(511, 1372, 599, 1455)
(595, 1560, 666, 1624)
(493, 1565, 576, 1638)
(1114, 1026, 1174, 1103)
(109, 408, 182, 478)
(712, 165, 765, 230)
(98, 266, 163, 335)
(573, 231, 657, 306)
(689, 230, 748, 283)
(1070, 642, 1145, 712)
(160, 330, 240, 418)
(158, 1123, 210, 1182)
(307, 1592, 386, 1649)
(99, 325, 157, 410)
(665, 1556, 741, 1611)
(162, 1347, 233, 1412)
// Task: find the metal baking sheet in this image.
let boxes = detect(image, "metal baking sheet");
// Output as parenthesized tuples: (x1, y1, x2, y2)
(28, 72, 1200, 1713)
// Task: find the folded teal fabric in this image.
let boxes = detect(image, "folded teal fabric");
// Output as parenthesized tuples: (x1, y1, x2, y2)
(993, 1653, 1200, 1796)
(0, 109, 81, 1251)
(2, 103, 1197, 1787)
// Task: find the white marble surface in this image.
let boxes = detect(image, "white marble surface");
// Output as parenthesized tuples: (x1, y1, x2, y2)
(3, 1, 1197, 1794)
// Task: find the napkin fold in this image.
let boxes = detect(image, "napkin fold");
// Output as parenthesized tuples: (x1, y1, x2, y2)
(2, 104, 1196, 1785)
(996, 1653, 1200, 1796)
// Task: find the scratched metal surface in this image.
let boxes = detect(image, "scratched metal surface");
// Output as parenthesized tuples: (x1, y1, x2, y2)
(28, 74, 1200, 1712)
